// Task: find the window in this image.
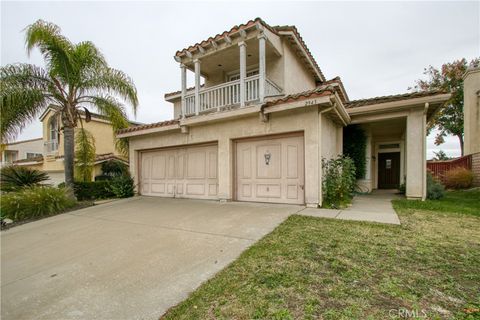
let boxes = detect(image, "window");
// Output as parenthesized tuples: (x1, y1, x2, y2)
(228, 69, 259, 81)
(4, 151, 18, 163)
(48, 116, 59, 151)
(26, 153, 43, 159)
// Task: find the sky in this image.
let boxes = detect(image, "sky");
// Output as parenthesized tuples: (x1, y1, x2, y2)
(1, 1, 479, 159)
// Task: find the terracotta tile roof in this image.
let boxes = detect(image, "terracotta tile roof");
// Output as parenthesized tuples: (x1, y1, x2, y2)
(12, 153, 129, 165)
(93, 153, 128, 163)
(165, 84, 204, 99)
(13, 155, 44, 164)
(174, 18, 325, 83)
(116, 119, 179, 134)
(262, 86, 336, 108)
(345, 90, 449, 108)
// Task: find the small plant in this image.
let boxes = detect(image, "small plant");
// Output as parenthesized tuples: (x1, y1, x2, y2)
(322, 156, 356, 208)
(444, 167, 474, 189)
(108, 174, 135, 198)
(0, 166, 50, 192)
(398, 182, 406, 194)
(427, 172, 445, 200)
(1, 186, 76, 221)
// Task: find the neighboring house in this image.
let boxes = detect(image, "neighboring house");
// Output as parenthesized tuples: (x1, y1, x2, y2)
(14, 107, 130, 185)
(117, 18, 451, 206)
(1, 138, 44, 167)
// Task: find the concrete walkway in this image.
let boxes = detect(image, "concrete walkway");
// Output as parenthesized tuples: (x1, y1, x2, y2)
(299, 190, 402, 225)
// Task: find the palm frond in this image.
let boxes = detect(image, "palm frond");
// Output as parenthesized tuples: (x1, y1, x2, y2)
(25, 20, 74, 82)
(0, 87, 50, 142)
(74, 128, 96, 182)
(1, 63, 53, 90)
(72, 41, 107, 74)
(79, 95, 130, 155)
(78, 67, 138, 114)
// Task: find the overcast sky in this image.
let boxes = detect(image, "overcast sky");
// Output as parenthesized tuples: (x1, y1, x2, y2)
(2, 1, 479, 158)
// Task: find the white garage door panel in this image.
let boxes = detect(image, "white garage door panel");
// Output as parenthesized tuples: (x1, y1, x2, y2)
(236, 135, 304, 204)
(140, 145, 218, 199)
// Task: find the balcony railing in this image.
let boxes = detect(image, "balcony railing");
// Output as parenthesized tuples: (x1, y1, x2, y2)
(44, 140, 59, 155)
(184, 75, 282, 116)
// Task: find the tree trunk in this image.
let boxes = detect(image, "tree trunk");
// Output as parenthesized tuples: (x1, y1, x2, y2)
(457, 134, 464, 156)
(63, 126, 75, 189)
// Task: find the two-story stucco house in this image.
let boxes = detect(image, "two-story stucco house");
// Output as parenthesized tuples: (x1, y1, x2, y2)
(14, 107, 130, 185)
(117, 18, 451, 207)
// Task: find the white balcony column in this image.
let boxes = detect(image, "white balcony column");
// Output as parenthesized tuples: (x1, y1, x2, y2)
(194, 59, 201, 115)
(238, 41, 247, 107)
(258, 33, 267, 102)
(180, 63, 187, 118)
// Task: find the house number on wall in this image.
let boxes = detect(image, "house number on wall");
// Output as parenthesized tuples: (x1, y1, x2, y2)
(264, 151, 271, 165)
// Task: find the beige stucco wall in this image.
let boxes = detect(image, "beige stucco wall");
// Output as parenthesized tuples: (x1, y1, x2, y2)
(463, 67, 480, 155)
(1, 138, 43, 164)
(321, 116, 341, 160)
(281, 38, 316, 95)
(128, 106, 342, 207)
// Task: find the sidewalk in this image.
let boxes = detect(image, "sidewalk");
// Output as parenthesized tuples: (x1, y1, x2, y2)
(298, 190, 401, 225)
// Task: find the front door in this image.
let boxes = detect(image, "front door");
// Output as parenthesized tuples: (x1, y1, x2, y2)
(378, 152, 400, 189)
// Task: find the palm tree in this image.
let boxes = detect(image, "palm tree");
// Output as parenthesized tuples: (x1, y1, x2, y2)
(0, 20, 138, 189)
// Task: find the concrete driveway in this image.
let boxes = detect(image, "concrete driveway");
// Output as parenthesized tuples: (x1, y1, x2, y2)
(1, 197, 302, 320)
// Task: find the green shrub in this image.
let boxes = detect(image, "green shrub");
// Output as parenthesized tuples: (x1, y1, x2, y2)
(444, 167, 474, 189)
(0, 166, 50, 192)
(1, 186, 76, 221)
(73, 181, 115, 200)
(322, 156, 356, 208)
(101, 160, 129, 178)
(427, 173, 445, 200)
(108, 175, 135, 198)
(343, 125, 367, 179)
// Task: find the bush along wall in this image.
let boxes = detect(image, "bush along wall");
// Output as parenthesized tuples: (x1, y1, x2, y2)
(343, 125, 367, 179)
(322, 156, 356, 208)
(73, 181, 116, 200)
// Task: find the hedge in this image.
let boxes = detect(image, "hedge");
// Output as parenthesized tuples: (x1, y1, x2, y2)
(73, 181, 116, 200)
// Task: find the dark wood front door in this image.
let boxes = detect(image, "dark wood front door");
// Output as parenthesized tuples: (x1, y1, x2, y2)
(378, 152, 400, 189)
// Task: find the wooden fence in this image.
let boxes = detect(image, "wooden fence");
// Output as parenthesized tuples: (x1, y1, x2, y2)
(427, 154, 472, 182)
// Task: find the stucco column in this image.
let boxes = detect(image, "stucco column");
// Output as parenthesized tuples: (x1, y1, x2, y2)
(238, 41, 247, 107)
(217, 137, 232, 201)
(180, 64, 187, 118)
(406, 108, 427, 199)
(463, 66, 480, 155)
(306, 109, 321, 207)
(194, 59, 201, 115)
(258, 34, 266, 102)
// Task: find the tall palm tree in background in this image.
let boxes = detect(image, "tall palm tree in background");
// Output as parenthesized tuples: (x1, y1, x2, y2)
(1, 20, 138, 189)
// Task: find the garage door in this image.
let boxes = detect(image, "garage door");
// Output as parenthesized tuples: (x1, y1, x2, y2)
(235, 134, 304, 204)
(140, 144, 218, 199)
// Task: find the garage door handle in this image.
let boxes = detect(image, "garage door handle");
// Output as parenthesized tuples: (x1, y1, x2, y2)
(300, 185, 304, 190)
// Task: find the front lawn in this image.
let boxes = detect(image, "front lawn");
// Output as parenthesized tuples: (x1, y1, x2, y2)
(392, 188, 480, 216)
(162, 191, 480, 319)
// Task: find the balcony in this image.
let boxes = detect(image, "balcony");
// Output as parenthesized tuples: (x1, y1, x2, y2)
(44, 140, 58, 156)
(183, 75, 282, 116)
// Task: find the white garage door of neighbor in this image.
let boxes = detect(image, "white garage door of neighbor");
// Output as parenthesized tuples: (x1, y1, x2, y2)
(140, 144, 218, 199)
(235, 134, 305, 204)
